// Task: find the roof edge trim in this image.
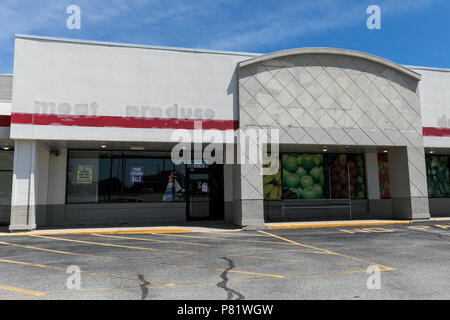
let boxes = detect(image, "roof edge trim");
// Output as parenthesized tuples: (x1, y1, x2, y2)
(15, 34, 261, 58)
(239, 47, 421, 81)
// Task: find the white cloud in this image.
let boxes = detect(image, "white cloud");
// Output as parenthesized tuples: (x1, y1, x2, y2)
(0, 0, 444, 72)
(202, 0, 444, 51)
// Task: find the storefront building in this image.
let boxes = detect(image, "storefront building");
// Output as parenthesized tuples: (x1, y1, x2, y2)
(1, 35, 449, 231)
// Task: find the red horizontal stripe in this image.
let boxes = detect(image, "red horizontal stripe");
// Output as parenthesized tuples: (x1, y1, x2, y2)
(9, 114, 447, 136)
(11, 113, 239, 130)
(0, 115, 11, 127)
(423, 127, 450, 137)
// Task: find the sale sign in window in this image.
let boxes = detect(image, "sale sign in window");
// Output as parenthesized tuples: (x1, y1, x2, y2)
(130, 166, 144, 184)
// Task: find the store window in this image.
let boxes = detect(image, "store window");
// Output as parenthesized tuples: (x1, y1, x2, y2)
(281, 153, 325, 200)
(263, 153, 367, 200)
(0, 151, 13, 206)
(262, 154, 282, 200)
(66, 150, 185, 204)
(377, 154, 391, 199)
(327, 154, 366, 200)
(426, 155, 450, 198)
(122, 152, 185, 202)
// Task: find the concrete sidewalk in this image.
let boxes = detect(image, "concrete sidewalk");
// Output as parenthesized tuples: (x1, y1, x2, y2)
(1, 217, 449, 236)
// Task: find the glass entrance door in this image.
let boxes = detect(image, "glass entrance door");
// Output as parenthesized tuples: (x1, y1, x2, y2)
(186, 164, 224, 220)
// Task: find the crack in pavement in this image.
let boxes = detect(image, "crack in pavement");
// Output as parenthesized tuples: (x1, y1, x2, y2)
(217, 257, 245, 300)
(138, 274, 151, 300)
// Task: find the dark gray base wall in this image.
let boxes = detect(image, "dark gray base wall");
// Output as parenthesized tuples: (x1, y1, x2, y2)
(429, 198, 450, 217)
(0, 205, 11, 225)
(265, 198, 434, 222)
(32, 202, 187, 228)
(368, 199, 392, 219)
(265, 200, 372, 222)
(391, 196, 430, 220)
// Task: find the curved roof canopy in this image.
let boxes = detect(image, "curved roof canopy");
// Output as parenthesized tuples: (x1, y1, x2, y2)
(239, 47, 421, 81)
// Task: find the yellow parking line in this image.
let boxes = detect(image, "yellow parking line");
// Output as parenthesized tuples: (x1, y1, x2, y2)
(408, 225, 431, 230)
(2, 266, 378, 299)
(0, 239, 284, 279)
(0, 228, 194, 237)
(94, 235, 313, 263)
(0, 258, 174, 286)
(0, 284, 45, 297)
(153, 232, 295, 245)
(98, 236, 344, 265)
(258, 230, 395, 271)
(94, 233, 319, 254)
(0, 240, 96, 257)
(339, 228, 395, 234)
(0, 267, 374, 299)
(1, 275, 273, 299)
(93, 234, 214, 247)
(27, 234, 312, 264)
(29, 234, 196, 254)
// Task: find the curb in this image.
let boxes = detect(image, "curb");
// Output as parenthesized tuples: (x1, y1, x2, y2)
(242, 225, 269, 231)
(266, 220, 413, 230)
(2, 219, 441, 235)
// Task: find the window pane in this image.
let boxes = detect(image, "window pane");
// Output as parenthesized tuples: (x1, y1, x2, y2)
(67, 151, 100, 203)
(263, 153, 282, 200)
(0, 151, 13, 171)
(67, 151, 123, 203)
(0, 171, 12, 205)
(329, 154, 349, 199)
(329, 154, 366, 200)
(378, 154, 391, 199)
(348, 154, 366, 199)
(174, 163, 186, 200)
(122, 152, 183, 202)
(67, 150, 187, 203)
(282, 153, 325, 200)
(122, 157, 165, 202)
(99, 153, 123, 203)
(426, 155, 450, 198)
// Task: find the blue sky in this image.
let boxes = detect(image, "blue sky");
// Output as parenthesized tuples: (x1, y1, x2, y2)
(0, 0, 449, 73)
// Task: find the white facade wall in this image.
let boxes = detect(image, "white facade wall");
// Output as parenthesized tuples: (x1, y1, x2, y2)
(11, 36, 254, 142)
(409, 67, 450, 148)
(2, 35, 450, 229)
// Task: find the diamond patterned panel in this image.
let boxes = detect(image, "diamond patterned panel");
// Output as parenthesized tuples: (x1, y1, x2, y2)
(238, 52, 427, 202)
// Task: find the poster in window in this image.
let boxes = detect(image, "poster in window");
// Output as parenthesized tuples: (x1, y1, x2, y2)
(282, 154, 324, 199)
(348, 154, 366, 199)
(162, 172, 182, 201)
(329, 154, 349, 199)
(378, 154, 391, 199)
(329, 154, 366, 199)
(130, 166, 144, 185)
(76, 165, 93, 184)
(263, 154, 282, 200)
(426, 155, 450, 198)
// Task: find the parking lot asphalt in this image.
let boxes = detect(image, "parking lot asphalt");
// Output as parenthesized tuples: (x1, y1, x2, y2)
(0, 220, 449, 300)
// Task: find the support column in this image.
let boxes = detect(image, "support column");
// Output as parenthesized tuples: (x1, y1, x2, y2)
(223, 164, 234, 222)
(366, 152, 380, 216)
(9, 141, 49, 231)
(45, 148, 67, 226)
(388, 146, 430, 220)
(365, 152, 380, 201)
(233, 140, 265, 227)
